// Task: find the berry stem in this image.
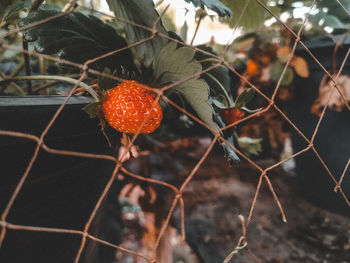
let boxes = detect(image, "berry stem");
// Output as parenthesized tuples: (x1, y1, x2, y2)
(204, 72, 232, 106)
(0, 75, 99, 101)
(198, 58, 220, 64)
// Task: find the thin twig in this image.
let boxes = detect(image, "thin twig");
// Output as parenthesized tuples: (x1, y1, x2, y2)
(21, 0, 45, 95)
(22, 40, 32, 94)
(190, 13, 204, 46)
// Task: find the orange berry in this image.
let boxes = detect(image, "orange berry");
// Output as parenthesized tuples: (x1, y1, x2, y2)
(246, 59, 259, 75)
(221, 108, 245, 128)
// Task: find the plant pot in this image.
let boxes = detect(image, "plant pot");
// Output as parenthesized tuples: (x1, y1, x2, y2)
(289, 36, 350, 216)
(0, 96, 120, 262)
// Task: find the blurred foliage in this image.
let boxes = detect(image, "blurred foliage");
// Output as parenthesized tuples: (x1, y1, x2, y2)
(1, 0, 31, 24)
(157, 6, 177, 33)
(220, 0, 349, 34)
(221, 0, 280, 30)
(184, 0, 232, 17)
(276, 0, 350, 24)
(0, 0, 17, 18)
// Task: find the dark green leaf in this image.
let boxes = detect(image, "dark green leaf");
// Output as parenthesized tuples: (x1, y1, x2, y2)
(184, 0, 232, 17)
(82, 102, 99, 118)
(195, 45, 234, 107)
(173, 78, 218, 130)
(269, 62, 294, 86)
(0, 0, 12, 17)
(2, 0, 31, 24)
(98, 68, 117, 92)
(18, 8, 135, 71)
(235, 88, 255, 109)
(106, 0, 168, 67)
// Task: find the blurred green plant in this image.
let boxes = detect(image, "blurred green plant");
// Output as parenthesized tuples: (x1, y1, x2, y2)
(221, 0, 350, 34)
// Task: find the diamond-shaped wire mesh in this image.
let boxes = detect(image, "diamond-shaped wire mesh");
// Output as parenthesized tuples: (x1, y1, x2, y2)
(0, 0, 349, 262)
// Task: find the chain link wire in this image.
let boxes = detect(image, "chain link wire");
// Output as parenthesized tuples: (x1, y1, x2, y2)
(0, 0, 349, 262)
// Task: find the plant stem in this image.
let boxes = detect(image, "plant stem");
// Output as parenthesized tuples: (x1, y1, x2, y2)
(155, 0, 165, 8)
(198, 58, 220, 64)
(33, 74, 80, 93)
(20, 0, 44, 96)
(0, 75, 25, 95)
(62, 0, 78, 12)
(9, 60, 25, 78)
(22, 40, 32, 94)
(204, 72, 232, 106)
(190, 14, 204, 46)
(33, 80, 59, 93)
(0, 75, 99, 101)
(10, 83, 26, 95)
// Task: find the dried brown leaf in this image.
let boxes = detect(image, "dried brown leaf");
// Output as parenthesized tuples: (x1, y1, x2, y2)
(291, 56, 309, 78)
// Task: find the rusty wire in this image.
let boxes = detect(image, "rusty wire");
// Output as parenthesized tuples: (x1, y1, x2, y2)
(0, 0, 349, 262)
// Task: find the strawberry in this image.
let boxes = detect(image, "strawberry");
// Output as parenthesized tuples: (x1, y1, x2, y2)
(101, 80, 163, 134)
(246, 59, 259, 76)
(221, 108, 245, 131)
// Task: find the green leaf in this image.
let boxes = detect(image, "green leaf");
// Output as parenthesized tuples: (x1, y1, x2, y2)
(18, 8, 135, 71)
(308, 10, 350, 30)
(316, 0, 350, 24)
(179, 21, 188, 42)
(269, 62, 294, 86)
(154, 42, 240, 162)
(154, 42, 216, 128)
(320, 14, 350, 30)
(235, 88, 255, 109)
(173, 78, 218, 130)
(184, 0, 232, 17)
(195, 45, 234, 107)
(2, 0, 31, 24)
(153, 41, 201, 83)
(82, 102, 99, 118)
(106, 0, 168, 67)
(237, 137, 262, 157)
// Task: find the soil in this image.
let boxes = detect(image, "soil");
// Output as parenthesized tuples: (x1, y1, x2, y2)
(100, 137, 350, 263)
(170, 142, 350, 263)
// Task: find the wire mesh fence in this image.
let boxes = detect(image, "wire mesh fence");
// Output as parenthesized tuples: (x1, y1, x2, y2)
(0, 0, 349, 262)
